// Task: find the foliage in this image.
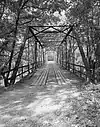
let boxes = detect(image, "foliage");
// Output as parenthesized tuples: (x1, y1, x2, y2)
(0, 0, 100, 126)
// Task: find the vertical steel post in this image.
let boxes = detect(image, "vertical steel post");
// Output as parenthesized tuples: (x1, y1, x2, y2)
(65, 40, 68, 69)
(57, 47, 59, 63)
(28, 39, 30, 73)
(34, 41, 37, 69)
(61, 45, 63, 67)
(59, 46, 61, 65)
(39, 44, 41, 66)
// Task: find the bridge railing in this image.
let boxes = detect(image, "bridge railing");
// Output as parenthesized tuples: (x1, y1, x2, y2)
(1, 61, 43, 84)
(62, 61, 96, 82)
(67, 62, 87, 79)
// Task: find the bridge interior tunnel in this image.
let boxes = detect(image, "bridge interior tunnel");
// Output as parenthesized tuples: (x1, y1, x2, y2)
(28, 25, 75, 66)
(45, 51, 57, 63)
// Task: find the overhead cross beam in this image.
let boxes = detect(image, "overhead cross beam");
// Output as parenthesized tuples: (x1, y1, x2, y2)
(59, 24, 75, 46)
(29, 25, 69, 28)
(29, 25, 70, 35)
(34, 27, 51, 35)
(28, 24, 75, 48)
(38, 30, 65, 33)
(52, 27, 66, 34)
(29, 27, 43, 48)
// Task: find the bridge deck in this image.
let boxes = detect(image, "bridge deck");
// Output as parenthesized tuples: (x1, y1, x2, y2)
(0, 62, 84, 127)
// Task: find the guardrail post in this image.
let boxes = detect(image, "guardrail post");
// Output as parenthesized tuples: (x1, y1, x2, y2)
(57, 47, 59, 63)
(68, 62, 70, 71)
(32, 63, 35, 72)
(42, 48, 45, 65)
(66, 62, 68, 70)
(64, 40, 67, 69)
(21, 66, 23, 78)
(28, 64, 30, 74)
(80, 66, 82, 78)
(73, 64, 75, 73)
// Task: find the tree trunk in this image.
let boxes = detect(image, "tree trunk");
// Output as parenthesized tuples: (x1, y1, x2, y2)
(10, 28, 29, 85)
(73, 31, 91, 81)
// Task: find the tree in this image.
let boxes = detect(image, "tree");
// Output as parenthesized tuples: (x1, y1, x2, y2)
(64, 0, 100, 82)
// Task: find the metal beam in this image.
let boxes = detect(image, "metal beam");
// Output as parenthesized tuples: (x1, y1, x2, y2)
(42, 40, 62, 42)
(29, 27, 43, 48)
(29, 25, 70, 35)
(51, 27, 66, 34)
(59, 24, 74, 46)
(29, 25, 69, 28)
(31, 27, 68, 35)
(28, 24, 75, 49)
(38, 30, 65, 33)
(34, 27, 51, 35)
(69, 35, 77, 40)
